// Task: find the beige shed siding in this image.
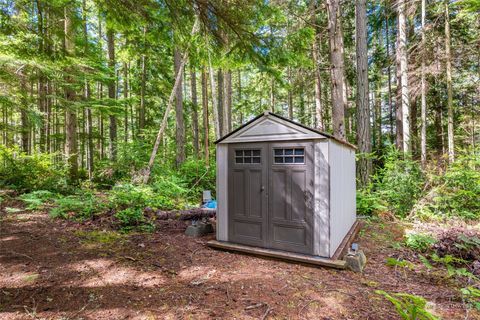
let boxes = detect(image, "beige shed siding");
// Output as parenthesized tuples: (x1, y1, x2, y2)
(328, 140, 356, 256)
(216, 144, 229, 241)
(313, 140, 330, 257)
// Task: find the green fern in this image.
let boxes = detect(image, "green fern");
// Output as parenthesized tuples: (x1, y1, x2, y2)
(375, 290, 439, 320)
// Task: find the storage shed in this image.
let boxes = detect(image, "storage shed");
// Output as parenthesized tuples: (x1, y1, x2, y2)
(214, 111, 357, 260)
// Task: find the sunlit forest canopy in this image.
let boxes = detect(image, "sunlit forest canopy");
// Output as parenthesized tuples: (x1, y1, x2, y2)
(0, 0, 478, 198)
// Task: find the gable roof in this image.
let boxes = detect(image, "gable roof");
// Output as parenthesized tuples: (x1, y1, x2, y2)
(215, 112, 357, 150)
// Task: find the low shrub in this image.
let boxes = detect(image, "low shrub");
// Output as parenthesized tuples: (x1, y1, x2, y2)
(433, 229, 480, 263)
(375, 148, 424, 218)
(108, 182, 186, 211)
(0, 146, 68, 192)
(356, 147, 424, 218)
(49, 191, 105, 220)
(114, 207, 154, 232)
(405, 233, 437, 252)
(356, 187, 388, 216)
(375, 290, 439, 320)
(19, 190, 58, 210)
(461, 287, 480, 311)
(177, 159, 216, 200)
(412, 156, 480, 220)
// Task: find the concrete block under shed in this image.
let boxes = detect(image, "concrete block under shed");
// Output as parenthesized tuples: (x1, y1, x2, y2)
(185, 222, 214, 237)
(344, 250, 367, 273)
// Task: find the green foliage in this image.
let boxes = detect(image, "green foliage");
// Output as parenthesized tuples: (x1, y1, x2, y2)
(49, 192, 105, 220)
(418, 254, 433, 270)
(0, 146, 68, 193)
(385, 257, 415, 270)
(460, 287, 480, 311)
(18, 190, 57, 210)
(413, 156, 480, 220)
(114, 207, 154, 232)
(93, 142, 151, 188)
(430, 254, 477, 279)
(375, 290, 439, 320)
(356, 148, 424, 218)
(356, 187, 388, 215)
(375, 148, 425, 217)
(405, 233, 437, 252)
(176, 159, 216, 200)
(109, 181, 187, 211)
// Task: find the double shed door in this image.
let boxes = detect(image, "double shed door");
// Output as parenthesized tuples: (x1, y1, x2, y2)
(228, 141, 314, 255)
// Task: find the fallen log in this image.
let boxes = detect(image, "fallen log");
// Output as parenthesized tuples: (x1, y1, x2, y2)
(154, 208, 216, 221)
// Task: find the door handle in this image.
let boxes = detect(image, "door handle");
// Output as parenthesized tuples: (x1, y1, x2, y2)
(261, 186, 265, 192)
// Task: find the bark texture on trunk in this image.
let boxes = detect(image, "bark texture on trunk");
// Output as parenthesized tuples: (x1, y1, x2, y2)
(139, 50, 147, 133)
(123, 62, 129, 143)
(174, 48, 185, 167)
(191, 68, 200, 158)
(396, 0, 410, 153)
(355, 0, 372, 186)
(64, 6, 78, 182)
(420, 0, 427, 165)
(202, 68, 209, 165)
(107, 28, 117, 161)
(386, 12, 394, 143)
(225, 70, 232, 133)
(207, 54, 220, 140)
(445, 1, 455, 163)
(327, 0, 346, 140)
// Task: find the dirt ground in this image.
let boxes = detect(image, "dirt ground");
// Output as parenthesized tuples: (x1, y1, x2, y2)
(0, 199, 477, 320)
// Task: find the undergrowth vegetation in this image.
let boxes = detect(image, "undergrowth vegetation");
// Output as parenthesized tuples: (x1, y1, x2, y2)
(384, 228, 480, 313)
(358, 148, 479, 221)
(0, 146, 68, 193)
(1, 145, 215, 232)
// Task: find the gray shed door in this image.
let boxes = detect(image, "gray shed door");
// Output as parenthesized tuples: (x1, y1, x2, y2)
(228, 142, 314, 254)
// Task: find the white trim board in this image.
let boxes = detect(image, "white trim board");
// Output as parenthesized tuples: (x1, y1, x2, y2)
(218, 114, 325, 144)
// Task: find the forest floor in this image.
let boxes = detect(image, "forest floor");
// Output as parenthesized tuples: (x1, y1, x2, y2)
(0, 197, 478, 320)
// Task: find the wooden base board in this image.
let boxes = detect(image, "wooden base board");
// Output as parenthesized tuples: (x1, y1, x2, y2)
(207, 240, 347, 269)
(331, 220, 362, 260)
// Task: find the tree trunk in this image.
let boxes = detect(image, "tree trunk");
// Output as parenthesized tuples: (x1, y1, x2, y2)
(396, 0, 410, 153)
(386, 12, 394, 143)
(123, 62, 129, 143)
(375, 82, 382, 151)
(83, 0, 94, 179)
(20, 81, 29, 154)
(191, 67, 200, 158)
(327, 0, 346, 140)
(355, 0, 371, 187)
(37, 0, 47, 153)
(411, 98, 418, 157)
(288, 67, 294, 120)
(107, 28, 117, 161)
(420, 0, 427, 166)
(270, 77, 275, 113)
(217, 69, 226, 136)
(174, 48, 186, 167)
(208, 53, 220, 140)
(202, 68, 209, 165)
(225, 70, 232, 132)
(445, 0, 454, 163)
(139, 52, 147, 133)
(142, 17, 200, 184)
(64, 5, 78, 182)
(238, 70, 243, 124)
(312, 33, 323, 130)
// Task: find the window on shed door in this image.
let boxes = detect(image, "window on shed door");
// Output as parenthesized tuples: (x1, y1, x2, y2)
(273, 148, 305, 164)
(235, 149, 261, 164)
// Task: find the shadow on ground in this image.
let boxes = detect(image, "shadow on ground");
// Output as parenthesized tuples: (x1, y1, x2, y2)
(0, 200, 470, 319)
